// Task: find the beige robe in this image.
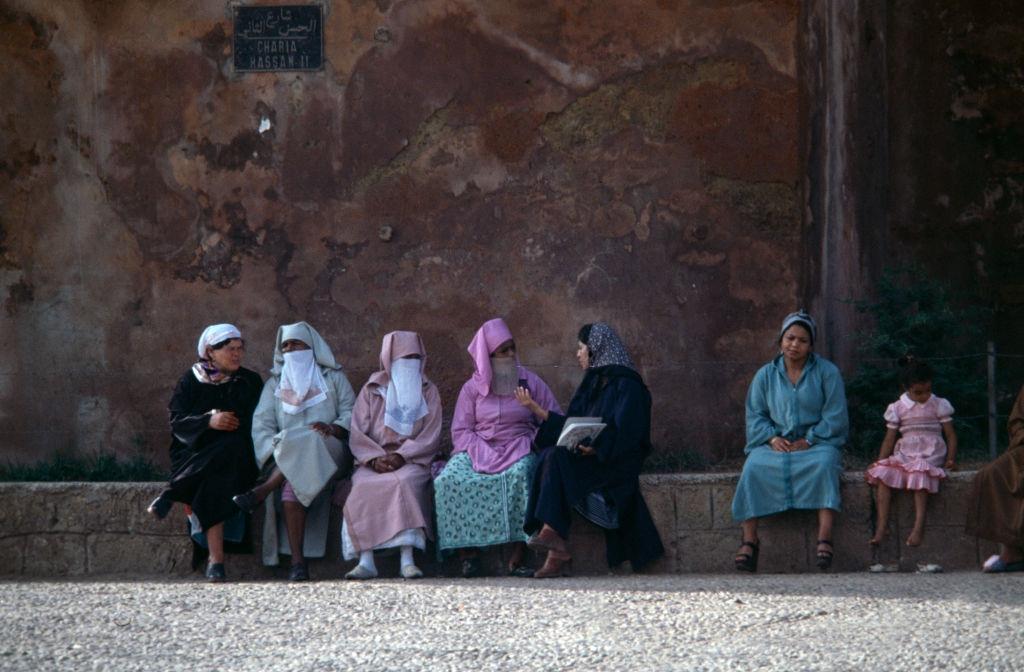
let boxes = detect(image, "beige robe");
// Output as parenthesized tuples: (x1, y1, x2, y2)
(343, 380, 442, 552)
(252, 367, 355, 565)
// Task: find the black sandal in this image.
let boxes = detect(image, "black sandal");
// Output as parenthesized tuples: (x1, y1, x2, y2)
(816, 539, 834, 570)
(735, 540, 759, 572)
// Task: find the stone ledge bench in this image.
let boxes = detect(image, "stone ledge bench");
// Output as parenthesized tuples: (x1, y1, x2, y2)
(0, 472, 992, 578)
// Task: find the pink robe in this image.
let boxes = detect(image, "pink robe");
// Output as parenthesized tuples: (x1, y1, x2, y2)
(451, 366, 561, 474)
(343, 332, 442, 552)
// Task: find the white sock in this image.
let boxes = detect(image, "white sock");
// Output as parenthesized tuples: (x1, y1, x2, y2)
(400, 545, 415, 568)
(358, 551, 377, 572)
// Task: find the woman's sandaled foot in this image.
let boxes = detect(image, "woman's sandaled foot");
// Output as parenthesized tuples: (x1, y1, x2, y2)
(147, 492, 173, 520)
(534, 550, 571, 579)
(527, 525, 568, 555)
(507, 543, 527, 574)
(232, 489, 263, 514)
(461, 556, 482, 578)
(983, 555, 1024, 573)
(734, 540, 759, 572)
(345, 565, 378, 580)
(816, 539, 834, 570)
(906, 529, 924, 547)
(401, 564, 424, 579)
(868, 532, 885, 546)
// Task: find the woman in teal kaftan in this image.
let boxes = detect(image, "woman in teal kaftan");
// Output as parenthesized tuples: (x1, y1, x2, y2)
(731, 311, 849, 572)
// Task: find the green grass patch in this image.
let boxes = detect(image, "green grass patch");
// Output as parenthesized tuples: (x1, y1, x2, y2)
(0, 451, 164, 482)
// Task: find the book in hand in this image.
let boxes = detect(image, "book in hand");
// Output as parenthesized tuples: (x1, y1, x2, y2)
(556, 417, 606, 450)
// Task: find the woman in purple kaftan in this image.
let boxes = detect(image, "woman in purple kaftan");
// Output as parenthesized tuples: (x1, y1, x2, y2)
(434, 318, 561, 577)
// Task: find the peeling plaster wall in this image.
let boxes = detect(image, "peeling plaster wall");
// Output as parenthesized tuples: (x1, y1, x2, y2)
(0, 0, 803, 466)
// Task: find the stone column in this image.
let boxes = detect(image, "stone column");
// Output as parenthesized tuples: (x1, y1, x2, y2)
(800, 0, 889, 369)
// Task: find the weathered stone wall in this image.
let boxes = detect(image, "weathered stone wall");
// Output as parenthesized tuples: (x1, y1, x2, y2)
(0, 0, 803, 466)
(0, 473, 991, 577)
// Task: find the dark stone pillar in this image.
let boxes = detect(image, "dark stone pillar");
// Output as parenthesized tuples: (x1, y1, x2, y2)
(800, 0, 889, 369)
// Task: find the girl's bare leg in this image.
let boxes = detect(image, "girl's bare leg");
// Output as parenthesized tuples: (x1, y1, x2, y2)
(869, 483, 891, 545)
(906, 490, 929, 546)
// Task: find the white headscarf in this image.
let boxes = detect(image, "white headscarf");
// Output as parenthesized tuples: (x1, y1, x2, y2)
(383, 357, 429, 437)
(197, 323, 241, 359)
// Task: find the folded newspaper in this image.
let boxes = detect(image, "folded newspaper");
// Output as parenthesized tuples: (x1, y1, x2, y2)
(556, 417, 606, 448)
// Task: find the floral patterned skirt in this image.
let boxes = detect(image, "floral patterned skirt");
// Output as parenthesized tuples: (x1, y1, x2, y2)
(434, 452, 538, 552)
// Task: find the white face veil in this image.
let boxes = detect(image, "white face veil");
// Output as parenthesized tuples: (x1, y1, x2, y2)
(383, 357, 428, 436)
(275, 348, 329, 414)
(271, 322, 339, 415)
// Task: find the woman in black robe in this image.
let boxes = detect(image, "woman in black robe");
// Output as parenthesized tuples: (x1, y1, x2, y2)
(147, 323, 263, 581)
(515, 322, 664, 577)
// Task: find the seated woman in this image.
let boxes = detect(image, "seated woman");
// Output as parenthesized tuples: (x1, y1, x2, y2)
(236, 322, 356, 582)
(966, 384, 1024, 572)
(147, 323, 263, 582)
(730, 311, 848, 572)
(342, 331, 442, 579)
(435, 318, 562, 578)
(515, 322, 664, 578)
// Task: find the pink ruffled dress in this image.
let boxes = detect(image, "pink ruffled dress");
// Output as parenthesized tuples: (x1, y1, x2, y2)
(866, 393, 954, 493)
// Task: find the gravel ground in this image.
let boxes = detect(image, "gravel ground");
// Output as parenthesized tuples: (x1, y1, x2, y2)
(1, 573, 1022, 671)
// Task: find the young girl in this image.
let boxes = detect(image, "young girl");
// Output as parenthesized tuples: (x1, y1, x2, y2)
(866, 358, 958, 547)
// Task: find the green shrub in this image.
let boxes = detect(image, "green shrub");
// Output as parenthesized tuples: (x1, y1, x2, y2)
(845, 266, 992, 465)
(0, 451, 164, 482)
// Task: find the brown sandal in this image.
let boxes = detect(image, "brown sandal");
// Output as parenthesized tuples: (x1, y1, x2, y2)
(816, 539, 834, 570)
(735, 540, 759, 572)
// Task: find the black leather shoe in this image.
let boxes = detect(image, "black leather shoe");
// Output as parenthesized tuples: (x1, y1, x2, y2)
(147, 493, 173, 520)
(461, 556, 482, 578)
(288, 563, 310, 582)
(206, 562, 227, 583)
(232, 490, 260, 514)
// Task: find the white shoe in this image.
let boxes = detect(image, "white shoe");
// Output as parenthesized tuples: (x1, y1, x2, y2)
(345, 565, 378, 580)
(400, 564, 423, 579)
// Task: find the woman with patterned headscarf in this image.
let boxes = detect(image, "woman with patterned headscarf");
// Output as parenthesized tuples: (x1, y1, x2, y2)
(147, 323, 263, 582)
(515, 322, 664, 578)
(731, 310, 849, 572)
(435, 318, 562, 577)
(234, 322, 356, 582)
(341, 331, 442, 579)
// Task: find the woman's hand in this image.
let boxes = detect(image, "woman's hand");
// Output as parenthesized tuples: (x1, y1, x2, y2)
(209, 411, 239, 431)
(514, 387, 549, 422)
(311, 422, 341, 439)
(370, 453, 405, 473)
(574, 443, 596, 457)
(788, 438, 810, 452)
(944, 458, 957, 471)
(769, 436, 790, 452)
